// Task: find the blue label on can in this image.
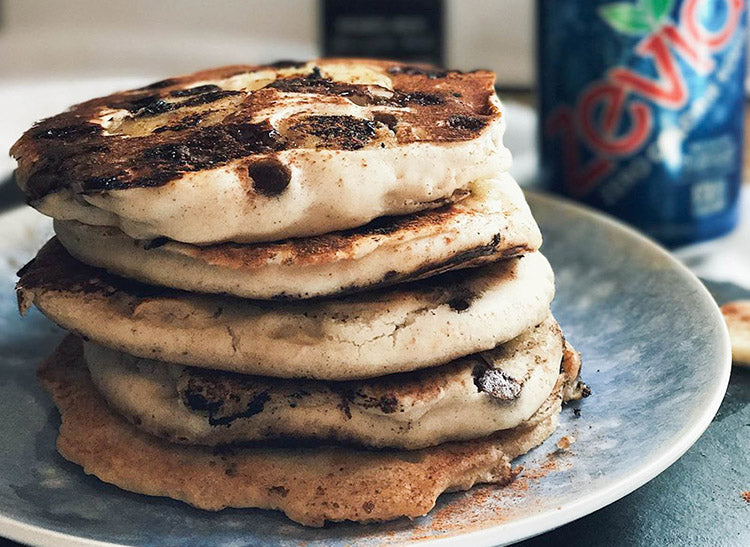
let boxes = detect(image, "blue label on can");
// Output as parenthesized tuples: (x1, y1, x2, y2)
(538, 0, 747, 245)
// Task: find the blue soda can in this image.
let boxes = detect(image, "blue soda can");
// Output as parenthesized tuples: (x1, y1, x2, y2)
(538, 0, 747, 246)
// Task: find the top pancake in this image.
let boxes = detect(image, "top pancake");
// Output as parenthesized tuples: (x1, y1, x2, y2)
(11, 59, 510, 244)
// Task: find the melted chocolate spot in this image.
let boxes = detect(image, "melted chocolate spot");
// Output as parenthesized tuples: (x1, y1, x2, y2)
(127, 95, 177, 116)
(182, 378, 271, 427)
(448, 114, 486, 131)
(447, 298, 470, 312)
(247, 158, 291, 197)
(170, 84, 222, 97)
(387, 65, 451, 79)
(32, 124, 99, 141)
(290, 115, 377, 150)
(373, 112, 398, 132)
(152, 113, 207, 134)
(178, 89, 241, 107)
(395, 91, 444, 106)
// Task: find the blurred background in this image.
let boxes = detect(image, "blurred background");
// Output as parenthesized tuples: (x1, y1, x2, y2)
(0, 0, 748, 261)
(0, 0, 534, 85)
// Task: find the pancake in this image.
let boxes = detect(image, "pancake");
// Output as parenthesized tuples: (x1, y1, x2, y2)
(721, 300, 750, 366)
(85, 316, 563, 450)
(38, 335, 585, 526)
(17, 239, 555, 379)
(11, 59, 510, 245)
(54, 175, 541, 299)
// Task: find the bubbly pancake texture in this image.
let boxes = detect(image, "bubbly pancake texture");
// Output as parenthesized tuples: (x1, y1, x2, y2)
(11, 59, 510, 244)
(85, 316, 563, 449)
(54, 175, 541, 299)
(17, 239, 555, 379)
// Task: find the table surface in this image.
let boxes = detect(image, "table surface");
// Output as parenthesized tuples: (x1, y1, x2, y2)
(0, 85, 748, 547)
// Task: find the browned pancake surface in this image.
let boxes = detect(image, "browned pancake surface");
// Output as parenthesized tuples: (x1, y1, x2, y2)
(11, 59, 499, 202)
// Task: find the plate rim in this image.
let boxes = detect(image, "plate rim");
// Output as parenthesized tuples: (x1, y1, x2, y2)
(0, 192, 732, 547)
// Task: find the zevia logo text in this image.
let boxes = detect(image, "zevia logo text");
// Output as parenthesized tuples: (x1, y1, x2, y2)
(545, 0, 744, 196)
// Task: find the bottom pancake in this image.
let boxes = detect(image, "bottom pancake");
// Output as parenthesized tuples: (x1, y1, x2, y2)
(38, 336, 582, 527)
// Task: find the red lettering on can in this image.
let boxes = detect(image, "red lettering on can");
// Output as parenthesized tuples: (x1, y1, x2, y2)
(579, 82, 652, 155)
(546, 106, 613, 195)
(683, 0, 743, 51)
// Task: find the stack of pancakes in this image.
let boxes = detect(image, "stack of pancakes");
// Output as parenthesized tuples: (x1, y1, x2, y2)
(11, 59, 587, 526)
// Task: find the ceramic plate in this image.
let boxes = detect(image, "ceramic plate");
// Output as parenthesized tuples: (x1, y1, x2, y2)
(0, 192, 731, 546)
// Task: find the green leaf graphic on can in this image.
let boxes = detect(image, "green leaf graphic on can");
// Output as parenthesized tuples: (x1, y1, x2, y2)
(598, 0, 675, 35)
(644, 0, 675, 21)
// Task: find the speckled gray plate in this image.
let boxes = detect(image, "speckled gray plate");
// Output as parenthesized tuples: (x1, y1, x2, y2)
(0, 192, 731, 547)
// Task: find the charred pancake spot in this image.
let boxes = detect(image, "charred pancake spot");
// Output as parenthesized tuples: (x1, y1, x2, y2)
(387, 65, 450, 79)
(227, 120, 284, 150)
(124, 88, 240, 118)
(289, 115, 377, 150)
(474, 368, 522, 401)
(126, 95, 177, 116)
(152, 112, 208, 134)
(269, 75, 335, 93)
(169, 84, 222, 97)
(143, 143, 196, 164)
(247, 158, 292, 197)
(178, 89, 241, 107)
(269, 74, 376, 107)
(32, 123, 100, 141)
(448, 114, 486, 131)
(81, 175, 126, 192)
(395, 91, 444, 106)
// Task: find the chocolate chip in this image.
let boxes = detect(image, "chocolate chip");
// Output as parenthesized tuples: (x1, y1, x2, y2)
(247, 158, 291, 197)
(447, 298, 470, 311)
(373, 112, 398, 132)
(395, 91, 444, 106)
(448, 114, 486, 131)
